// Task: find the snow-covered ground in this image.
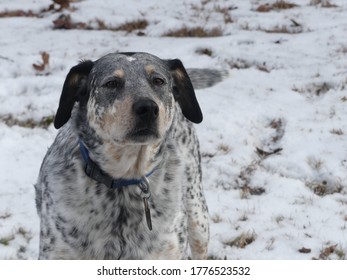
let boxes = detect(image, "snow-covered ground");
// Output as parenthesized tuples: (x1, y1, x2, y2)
(1, 0, 347, 260)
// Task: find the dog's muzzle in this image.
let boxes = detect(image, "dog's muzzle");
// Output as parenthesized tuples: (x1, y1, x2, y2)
(130, 99, 160, 140)
(133, 99, 159, 122)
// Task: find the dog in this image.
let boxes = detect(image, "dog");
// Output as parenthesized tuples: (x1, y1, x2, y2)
(35, 52, 224, 259)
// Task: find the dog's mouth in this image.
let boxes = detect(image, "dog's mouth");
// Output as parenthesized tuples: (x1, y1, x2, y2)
(127, 125, 160, 143)
(126, 99, 161, 143)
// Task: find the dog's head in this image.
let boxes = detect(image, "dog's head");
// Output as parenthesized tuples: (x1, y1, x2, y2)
(54, 52, 202, 145)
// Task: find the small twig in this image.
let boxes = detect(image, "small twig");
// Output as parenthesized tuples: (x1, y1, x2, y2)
(256, 147, 283, 157)
(290, 19, 301, 27)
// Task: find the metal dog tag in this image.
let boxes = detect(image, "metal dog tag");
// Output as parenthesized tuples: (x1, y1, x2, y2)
(142, 197, 152, 231)
(139, 177, 152, 231)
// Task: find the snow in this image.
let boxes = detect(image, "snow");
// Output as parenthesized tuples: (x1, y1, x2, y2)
(1, 0, 347, 260)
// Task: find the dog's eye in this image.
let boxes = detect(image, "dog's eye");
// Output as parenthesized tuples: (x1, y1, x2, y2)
(152, 77, 165, 86)
(103, 78, 124, 89)
(104, 80, 119, 88)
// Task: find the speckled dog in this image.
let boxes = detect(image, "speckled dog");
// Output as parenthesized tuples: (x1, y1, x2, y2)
(35, 52, 223, 259)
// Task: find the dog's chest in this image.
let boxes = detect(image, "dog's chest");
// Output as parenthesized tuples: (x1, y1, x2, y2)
(55, 164, 187, 259)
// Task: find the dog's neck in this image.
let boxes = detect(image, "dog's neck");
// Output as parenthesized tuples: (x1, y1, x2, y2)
(86, 140, 161, 180)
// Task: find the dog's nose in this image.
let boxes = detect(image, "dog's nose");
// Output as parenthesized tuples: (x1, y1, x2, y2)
(133, 99, 159, 120)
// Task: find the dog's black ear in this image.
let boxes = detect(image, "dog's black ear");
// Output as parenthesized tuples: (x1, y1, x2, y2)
(167, 59, 203, 123)
(54, 60, 94, 129)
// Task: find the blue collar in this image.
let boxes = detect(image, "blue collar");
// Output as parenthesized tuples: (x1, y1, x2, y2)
(79, 140, 156, 189)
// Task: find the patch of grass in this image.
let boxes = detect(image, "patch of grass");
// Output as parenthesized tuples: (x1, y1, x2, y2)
(201, 152, 215, 159)
(310, 0, 338, 7)
(17, 227, 29, 238)
(0, 0, 75, 18)
(226, 58, 272, 72)
(335, 248, 346, 259)
(307, 157, 324, 171)
(227, 58, 252, 69)
(257, 63, 271, 73)
(256, 4, 272, 13)
(265, 237, 275, 251)
(275, 215, 285, 224)
(0, 10, 38, 17)
(0, 115, 54, 129)
(293, 195, 315, 206)
(0, 235, 15, 246)
(236, 163, 257, 191)
(0, 212, 11, 219)
(190, 1, 235, 25)
(306, 180, 343, 197)
(52, 14, 148, 34)
(52, 0, 73, 10)
(211, 214, 223, 223)
(224, 232, 257, 249)
(337, 45, 347, 54)
(241, 186, 266, 198)
(271, 1, 299, 9)
(338, 198, 347, 205)
(239, 22, 250, 31)
(217, 144, 231, 154)
(213, 5, 234, 24)
(269, 118, 285, 143)
(312, 83, 331, 96)
(255, 118, 285, 157)
(269, 118, 282, 129)
(293, 82, 332, 97)
(256, 1, 299, 12)
(236, 161, 267, 199)
(261, 24, 303, 34)
(241, 20, 304, 34)
(16, 227, 32, 243)
(330, 128, 344, 135)
(163, 26, 223, 38)
(52, 13, 86, 29)
(196, 47, 214, 57)
(313, 244, 346, 260)
(115, 19, 148, 33)
(215, 179, 233, 191)
(238, 213, 248, 222)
